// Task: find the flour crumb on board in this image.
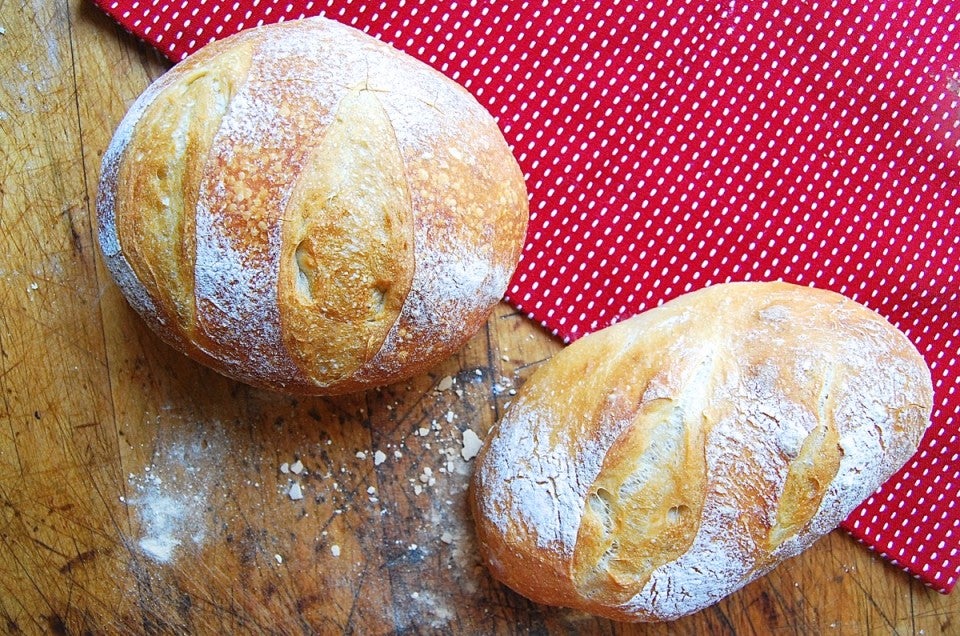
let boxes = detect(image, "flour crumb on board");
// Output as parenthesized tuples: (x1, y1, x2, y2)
(460, 429, 482, 461)
(278, 456, 309, 500)
(288, 482, 304, 501)
(419, 466, 436, 486)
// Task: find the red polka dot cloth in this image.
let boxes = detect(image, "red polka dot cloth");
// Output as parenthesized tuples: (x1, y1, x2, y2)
(94, 0, 959, 593)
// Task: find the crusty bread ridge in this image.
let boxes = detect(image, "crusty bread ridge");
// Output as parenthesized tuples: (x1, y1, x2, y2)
(470, 281, 932, 622)
(97, 17, 528, 394)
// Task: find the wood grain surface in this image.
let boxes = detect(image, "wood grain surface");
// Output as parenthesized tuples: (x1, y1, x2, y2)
(1, 2, 957, 634)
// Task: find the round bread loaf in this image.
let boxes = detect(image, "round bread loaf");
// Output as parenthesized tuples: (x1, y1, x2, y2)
(470, 281, 932, 622)
(97, 17, 528, 394)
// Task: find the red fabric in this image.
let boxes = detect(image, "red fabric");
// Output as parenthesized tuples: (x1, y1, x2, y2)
(93, 0, 960, 594)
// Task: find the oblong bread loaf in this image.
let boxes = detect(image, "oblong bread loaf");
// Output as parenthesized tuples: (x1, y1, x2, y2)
(471, 281, 932, 622)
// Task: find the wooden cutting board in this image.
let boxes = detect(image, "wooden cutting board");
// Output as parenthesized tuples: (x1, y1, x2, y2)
(1, 2, 956, 633)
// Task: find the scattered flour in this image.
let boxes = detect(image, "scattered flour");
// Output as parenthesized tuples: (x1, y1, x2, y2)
(393, 590, 455, 631)
(124, 431, 224, 563)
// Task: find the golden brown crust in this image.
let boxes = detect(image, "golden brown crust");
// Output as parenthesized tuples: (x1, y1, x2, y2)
(471, 281, 933, 622)
(97, 17, 528, 394)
